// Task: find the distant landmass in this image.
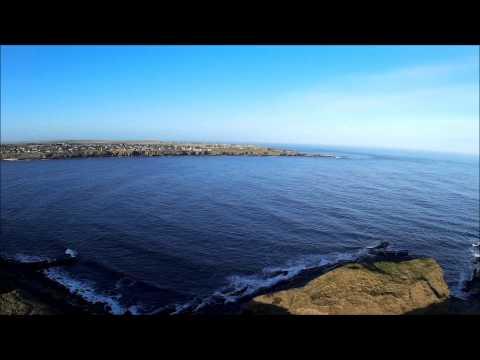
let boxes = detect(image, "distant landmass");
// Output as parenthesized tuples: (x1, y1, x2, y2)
(0, 141, 336, 161)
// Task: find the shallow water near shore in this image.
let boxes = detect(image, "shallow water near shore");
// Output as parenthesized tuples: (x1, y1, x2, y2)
(1, 145, 479, 314)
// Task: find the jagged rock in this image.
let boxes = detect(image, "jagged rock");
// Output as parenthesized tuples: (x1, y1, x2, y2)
(246, 258, 450, 315)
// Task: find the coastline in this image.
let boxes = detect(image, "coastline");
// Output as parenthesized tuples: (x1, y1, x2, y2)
(0, 254, 112, 315)
(0, 154, 337, 162)
(2, 245, 479, 315)
(1, 141, 337, 162)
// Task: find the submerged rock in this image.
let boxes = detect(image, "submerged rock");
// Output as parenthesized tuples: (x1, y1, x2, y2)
(246, 258, 450, 315)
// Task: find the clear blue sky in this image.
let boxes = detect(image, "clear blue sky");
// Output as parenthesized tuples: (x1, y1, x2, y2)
(1, 45, 478, 154)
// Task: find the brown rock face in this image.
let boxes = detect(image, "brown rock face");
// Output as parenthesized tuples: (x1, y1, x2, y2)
(0, 290, 57, 315)
(247, 259, 450, 315)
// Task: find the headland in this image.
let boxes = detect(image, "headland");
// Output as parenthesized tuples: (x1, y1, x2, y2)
(1, 141, 336, 161)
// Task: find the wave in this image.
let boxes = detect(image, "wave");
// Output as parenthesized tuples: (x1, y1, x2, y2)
(65, 248, 78, 258)
(11, 253, 51, 263)
(5, 251, 178, 315)
(43, 267, 142, 315)
(471, 241, 480, 265)
(451, 239, 480, 299)
(182, 241, 479, 314)
(4, 252, 140, 315)
(9, 239, 476, 315)
(169, 248, 370, 314)
(9, 248, 76, 263)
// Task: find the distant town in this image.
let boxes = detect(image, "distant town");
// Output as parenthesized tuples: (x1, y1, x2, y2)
(1, 141, 335, 161)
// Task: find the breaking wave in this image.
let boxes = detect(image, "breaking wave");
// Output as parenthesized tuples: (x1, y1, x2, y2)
(473, 241, 480, 259)
(450, 239, 480, 299)
(12, 253, 51, 263)
(43, 267, 141, 315)
(168, 248, 370, 314)
(4, 251, 144, 315)
(7, 238, 478, 315)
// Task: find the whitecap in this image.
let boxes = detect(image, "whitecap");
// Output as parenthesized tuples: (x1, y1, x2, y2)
(12, 253, 50, 263)
(65, 248, 78, 258)
(43, 267, 128, 315)
(173, 249, 365, 314)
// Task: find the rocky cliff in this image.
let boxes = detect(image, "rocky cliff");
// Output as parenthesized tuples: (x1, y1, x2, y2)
(246, 258, 451, 315)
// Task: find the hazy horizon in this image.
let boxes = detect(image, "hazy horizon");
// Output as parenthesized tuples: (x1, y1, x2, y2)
(1, 45, 479, 154)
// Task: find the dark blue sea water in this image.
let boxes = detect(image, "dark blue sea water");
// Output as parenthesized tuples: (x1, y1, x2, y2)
(1, 145, 479, 314)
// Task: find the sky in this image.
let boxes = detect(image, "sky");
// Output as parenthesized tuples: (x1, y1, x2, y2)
(1, 45, 479, 154)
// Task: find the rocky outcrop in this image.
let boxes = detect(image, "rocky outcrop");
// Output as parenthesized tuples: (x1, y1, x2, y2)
(246, 258, 450, 315)
(0, 289, 57, 315)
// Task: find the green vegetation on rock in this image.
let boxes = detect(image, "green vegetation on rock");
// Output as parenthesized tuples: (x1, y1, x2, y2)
(247, 258, 451, 315)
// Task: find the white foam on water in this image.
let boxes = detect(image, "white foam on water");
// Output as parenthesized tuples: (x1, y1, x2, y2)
(473, 241, 480, 258)
(43, 267, 128, 315)
(126, 305, 144, 315)
(452, 239, 480, 299)
(65, 248, 78, 258)
(171, 302, 195, 315)
(453, 267, 471, 299)
(12, 254, 50, 263)
(8, 252, 144, 315)
(173, 249, 363, 314)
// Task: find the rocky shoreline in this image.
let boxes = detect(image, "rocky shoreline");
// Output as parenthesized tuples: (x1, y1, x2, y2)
(245, 243, 480, 315)
(1, 243, 479, 315)
(247, 259, 451, 315)
(0, 252, 111, 315)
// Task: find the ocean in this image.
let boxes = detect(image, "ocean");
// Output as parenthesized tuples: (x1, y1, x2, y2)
(1, 145, 479, 314)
